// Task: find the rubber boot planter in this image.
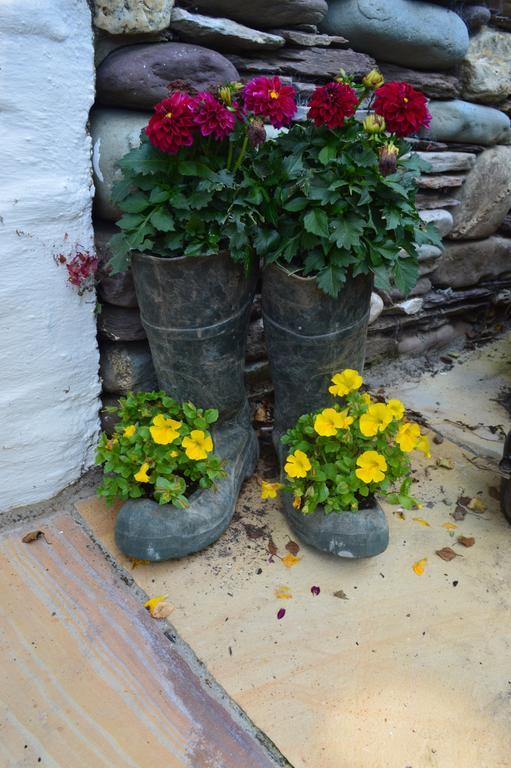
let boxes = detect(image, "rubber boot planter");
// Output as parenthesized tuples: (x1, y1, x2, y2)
(262, 263, 388, 559)
(115, 251, 259, 561)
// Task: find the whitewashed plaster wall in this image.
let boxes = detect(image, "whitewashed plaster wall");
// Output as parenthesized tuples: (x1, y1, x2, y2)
(0, 0, 101, 513)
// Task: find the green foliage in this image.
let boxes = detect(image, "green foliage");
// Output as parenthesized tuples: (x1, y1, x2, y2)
(108, 132, 263, 274)
(253, 122, 441, 297)
(95, 391, 225, 507)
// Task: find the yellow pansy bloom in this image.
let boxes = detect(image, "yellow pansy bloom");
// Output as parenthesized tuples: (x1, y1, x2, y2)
(387, 399, 405, 421)
(182, 430, 213, 461)
(328, 369, 363, 397)
(149, 414, 182, 445)
(355, 451, 387, 484)
(261, 481, 283, 499)
(284, 450, 312, 479)
(134, 462, 150, 483)
(314, 407, 353, 436)
(416, 434, 431, 458)
(361, 392, 372, 405)
(123, 424, 136, 438)
(396, 422, 421, 452)
(359, 403, 392, 437)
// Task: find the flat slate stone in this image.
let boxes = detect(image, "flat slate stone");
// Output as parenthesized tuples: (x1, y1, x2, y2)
(431, 236, 511, 287)
(416, 194, 460, 210)
(100, 341, 158, 394)
(228, 46, 375, 80)
(417, 174, 465, 190)
(377, 62, 461, 100)
(414, 151, 476, 173)
(179, 0, 328, 29)
(170, 9, 285, 51)
(449, 146, 511, 239)
(98, 304, 146, 342)
(96, 42, 239, 110)
(269, 28, 349, 47)
(320, 0, 469, 70)
(425, 99, 511, 145)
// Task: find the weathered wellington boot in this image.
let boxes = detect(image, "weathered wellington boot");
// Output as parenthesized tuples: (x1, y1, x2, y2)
(262, 263, 388, 559)
(115, 251, 259, 561)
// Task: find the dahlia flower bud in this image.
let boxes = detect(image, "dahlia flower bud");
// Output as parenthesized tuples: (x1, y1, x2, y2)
(378, 142, 399, 176)
(218, 86, 233, 106)
(334, 68, 347, 83)
(248, 118, 266, 147)
(363, 69, 385, 90)
(363, 114, 386, 134)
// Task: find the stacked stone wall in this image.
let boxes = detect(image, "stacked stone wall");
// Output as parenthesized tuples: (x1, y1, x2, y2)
(90, 0, 511, 428)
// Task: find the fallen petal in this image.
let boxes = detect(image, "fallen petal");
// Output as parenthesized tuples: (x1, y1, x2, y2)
(412, 517, 431, 527)
(310, 586, 320, 596)
(412, 558, 427, 575)
(468, 497, 487, 513)
(144, 594, 169, 617)
(274, 586, 293, 600)
(441, 522, 457, 530)
(277, 608, 286, 620)
(282, 553, 301, 568)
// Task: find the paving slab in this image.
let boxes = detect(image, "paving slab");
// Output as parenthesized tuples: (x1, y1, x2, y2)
(386, 337, 511, 461)
(0, 512, 287, 768)
(79, 432, 511, 768)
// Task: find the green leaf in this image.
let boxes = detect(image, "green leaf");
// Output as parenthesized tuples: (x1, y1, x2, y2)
(318, 145, 337, 165)
(393, 256, 419, 296)
(304, 209, 330, 239)
(150, 208, 175, 232)
(118, 193, 150, 214)
(283, 197, 309, 213)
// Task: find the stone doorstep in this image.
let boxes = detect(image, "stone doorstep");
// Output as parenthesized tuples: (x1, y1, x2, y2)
(0, 511, 287, 767)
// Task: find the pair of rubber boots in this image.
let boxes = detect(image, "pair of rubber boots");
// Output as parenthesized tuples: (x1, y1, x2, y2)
(115, 253, 389, 561)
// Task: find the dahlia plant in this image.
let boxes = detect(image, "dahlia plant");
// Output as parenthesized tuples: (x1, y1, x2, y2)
(252, 70, 441, 296)
(96, 391, 224, 506)
(266, 369, 431, 514)
(108, 77, 297, 273)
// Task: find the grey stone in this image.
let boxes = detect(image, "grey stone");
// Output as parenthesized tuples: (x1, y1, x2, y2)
(91, 108, 149, 221)
(94, 30, 175, 67)
(228, 46, 375, 81)
(100, 395, 121, 435)
(425, 100, 511, 146)
(100, 341, 158, 394)
(96, 43, 239, 110)
(398, 323, 458, 355)
(94, 0, 174, 34)
(245, 318, 266, 362)
(369, 292, 384, 324)
(169, 9, 285, 52)
(377, 63, 461, 100)
(416, 194, 461, 210)
(456, 4, 491, 32)
(178, 0, 328, 29)
(365, 331, 398, 362)
(419, 208, 454, 236)
(449, 146, 511, 239)
(268, 28, 349, 47)
(417, 244, 443, 261)
(96, 222, 138, 307)
(498, 214, 511, 237)
(431, 236, 511, 287)
(461, 27, 511, 104)
(414, 151, 476, 172)
(98, 305, 146, 342)
(320, 0, 469, 70)
(417, 174, 466, 190)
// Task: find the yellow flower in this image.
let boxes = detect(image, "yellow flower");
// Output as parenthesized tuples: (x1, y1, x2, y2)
(292, 495, 302, 510)
(359, 403, 392, 437)
(355, 451, 387, 484)
(123, 424, 136, 438)
(396, 422, 421, 452)
(284, 450, 312, 479)
(387, 399, 405, 421)
(416, 434, 431, 458)
(170, 450, 179, 458)
(363, 114, 386, 134)
(328, 369, 363, 397)
(134, 462, 150, 483)
(362, 69, 385, 89)
(314, 407, 353, 436)
(182, 430, 213, 461)
(361, 393, 372, 405)
(412, 558, 427, 576)
(149, 414, 182, 445)
(261, 481, 283, 499)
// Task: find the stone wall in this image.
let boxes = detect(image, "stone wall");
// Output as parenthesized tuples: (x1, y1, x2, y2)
(0, 0, 100, 513)
(90, 0, 511, 429)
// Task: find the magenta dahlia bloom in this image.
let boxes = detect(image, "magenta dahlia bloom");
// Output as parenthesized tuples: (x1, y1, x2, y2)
(145, 92, 196, 154)
(242, 76, 296, 128)
(193, 91, 236, 141)
(307, 82, 359, 129)
(373, 81, 431, 137)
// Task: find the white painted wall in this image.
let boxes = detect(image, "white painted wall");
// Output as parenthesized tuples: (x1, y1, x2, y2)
(0, 0, 101, 513)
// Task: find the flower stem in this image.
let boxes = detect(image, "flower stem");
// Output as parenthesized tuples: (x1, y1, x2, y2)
(226, 140, 233, 171)
(232, 131, 249, 174)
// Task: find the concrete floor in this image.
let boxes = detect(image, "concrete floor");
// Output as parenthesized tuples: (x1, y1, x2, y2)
(78, 335, 511, 768)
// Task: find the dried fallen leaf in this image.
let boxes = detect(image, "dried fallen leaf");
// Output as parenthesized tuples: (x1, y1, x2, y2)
(254, 404, 267, 423)
(458, 535, 475, 548)
(243, 523, 266, 540)
(274, 586, 293, 600)
(144, 594, 170, 618)
(393, 510, 406, 520)
(468, 497, 487, 513)
(412, 517, 431, 527)
(267, 539, 278, 556)
(436, 458, 454, 470)
(441, 522, 457, 530)
(282, 553, 301, 568)
(151, 601, 175, 619)
(277, 608, 286, 620)
(488, 485, 500, 502)
(458, 495, 471, 507)
(452, 506, 466, 521)
(310, 586, 320, 596)
(333, 590, 349, 600)
(285, 539, 300, 556)
(436, 547, 459, 562)
(412, 558, 427, 575)
(22, 530, 50, 544)
(130, 558, 150, 569)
